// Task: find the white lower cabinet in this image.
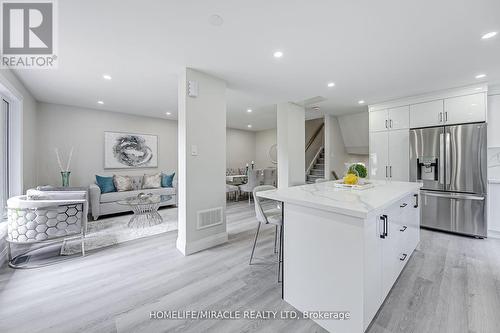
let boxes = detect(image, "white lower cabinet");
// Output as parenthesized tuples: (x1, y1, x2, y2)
(364, 193, 420, 327)
(369, 131, 389, 180)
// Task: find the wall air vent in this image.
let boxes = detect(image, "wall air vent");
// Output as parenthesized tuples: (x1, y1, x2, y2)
(197, 207, 223, 230)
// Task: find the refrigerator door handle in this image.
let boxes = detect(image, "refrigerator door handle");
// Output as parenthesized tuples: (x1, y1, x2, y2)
(445, 132, 451, 186)
(420, 191, 485, 201)
(439, 133, 445, 185)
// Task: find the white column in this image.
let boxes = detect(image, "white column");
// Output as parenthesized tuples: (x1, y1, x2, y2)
(177, 68, 228, 255)
(277, 102, 305, 187)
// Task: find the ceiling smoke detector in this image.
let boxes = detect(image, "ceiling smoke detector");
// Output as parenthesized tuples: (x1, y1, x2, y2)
(209, 15, 224, 26)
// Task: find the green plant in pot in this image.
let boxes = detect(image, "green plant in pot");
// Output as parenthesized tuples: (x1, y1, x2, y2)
(348, 163, 367, 183)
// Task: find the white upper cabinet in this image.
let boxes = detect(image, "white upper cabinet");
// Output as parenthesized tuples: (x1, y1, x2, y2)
(388, 130, 409, 181)
(388, 106, 409, 130)
(444, 93, 486, 125)
(369, 106, 409, 132)
(409, 100, 444, 128)
(369, 109, 389, 132)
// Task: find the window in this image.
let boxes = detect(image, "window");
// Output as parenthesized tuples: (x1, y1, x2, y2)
(0, 97, 9, 221)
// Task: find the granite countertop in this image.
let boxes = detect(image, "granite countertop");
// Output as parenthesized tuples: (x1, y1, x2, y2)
(256, 180, 422, 219)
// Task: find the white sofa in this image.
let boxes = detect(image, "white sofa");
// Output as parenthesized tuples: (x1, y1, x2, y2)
(89, 176, 176, 220)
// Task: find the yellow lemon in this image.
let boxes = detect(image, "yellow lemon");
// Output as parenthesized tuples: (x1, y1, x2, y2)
(343, 174, 358, 185)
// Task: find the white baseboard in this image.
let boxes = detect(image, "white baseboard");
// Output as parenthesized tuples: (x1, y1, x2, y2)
(176, 231, 228, 256)
(488, 229, 500, 239)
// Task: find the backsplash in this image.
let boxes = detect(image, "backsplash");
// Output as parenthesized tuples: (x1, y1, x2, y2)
(488, 147, 500, 180)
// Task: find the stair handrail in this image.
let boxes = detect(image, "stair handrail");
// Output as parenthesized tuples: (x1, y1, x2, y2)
(305, 122, 325, 152)
(306, 146, 324, 175)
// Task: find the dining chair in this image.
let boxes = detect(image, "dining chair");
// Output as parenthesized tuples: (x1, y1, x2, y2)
(226, 184, 239, 201)
(250, 185, 283, 282)
(239, 169, 261, 204)
(263, 168, 277, 186)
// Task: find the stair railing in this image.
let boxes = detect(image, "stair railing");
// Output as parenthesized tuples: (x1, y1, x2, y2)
(305, 123, 324, 152)
(306, 146, 324, 176)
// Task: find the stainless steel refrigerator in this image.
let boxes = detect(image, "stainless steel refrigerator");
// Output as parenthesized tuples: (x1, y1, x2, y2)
(409, 123, 487, 237)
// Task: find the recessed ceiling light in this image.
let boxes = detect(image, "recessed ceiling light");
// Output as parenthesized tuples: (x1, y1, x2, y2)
(475, 73, 487, 79)
(481, 31, 497, 40)
(327, 82, 335, 88)
(358, 100, 365, 104)
(247, 124, 252, 128)
(166, 112, 172, 115)
(247, 108, 252, 113)
(102, 74, 112, 80)
(273, 51, 283, 58)
(97, 100, 104, 105)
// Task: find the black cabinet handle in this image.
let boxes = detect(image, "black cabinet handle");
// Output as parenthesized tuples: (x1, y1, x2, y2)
(400, 225, 407, 232)
(400, 203, 407, 208)
(379, 215, 388, 239)
(384, 215, 388, 237)
(413, 194, 419, 208)
(400, 253, 407, 261)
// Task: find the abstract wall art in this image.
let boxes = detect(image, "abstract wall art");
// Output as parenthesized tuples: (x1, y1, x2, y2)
(104, 132, 158, 169)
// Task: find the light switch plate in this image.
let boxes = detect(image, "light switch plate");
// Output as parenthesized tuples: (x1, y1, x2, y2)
(191, 145, 198, 156)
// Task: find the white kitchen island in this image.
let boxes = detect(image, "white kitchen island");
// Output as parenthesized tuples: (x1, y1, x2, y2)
(257, 180, 422, 333)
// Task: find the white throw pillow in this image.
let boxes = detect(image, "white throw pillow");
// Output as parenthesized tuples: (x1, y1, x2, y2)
(142, 173, 161, 189)
(113, 175, 134, 192)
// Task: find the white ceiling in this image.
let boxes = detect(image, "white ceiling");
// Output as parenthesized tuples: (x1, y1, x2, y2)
(12, 0, 500, 131)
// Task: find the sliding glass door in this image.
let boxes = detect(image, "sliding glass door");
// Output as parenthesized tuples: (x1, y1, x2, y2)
(0, 97, 9, 221)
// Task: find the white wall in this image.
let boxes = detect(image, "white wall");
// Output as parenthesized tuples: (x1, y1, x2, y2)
(226, 128, 256, 169)
(488, 93, 500, 148)
(337, 111, 369, 155)
(177, 68, 227, 255)
(325, 115, 351, 179)
(36, 103, 178, 187)
(487, 89, 500, 237)
(255, 128, 277, 169)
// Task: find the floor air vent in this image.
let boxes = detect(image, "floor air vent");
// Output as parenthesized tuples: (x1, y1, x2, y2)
(197, 207, 223, 230)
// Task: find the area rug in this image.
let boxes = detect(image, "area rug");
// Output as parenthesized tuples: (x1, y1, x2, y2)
(61, 207, 178, 255)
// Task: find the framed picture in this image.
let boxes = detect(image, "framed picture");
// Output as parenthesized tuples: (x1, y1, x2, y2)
(104, 131, 158, 169)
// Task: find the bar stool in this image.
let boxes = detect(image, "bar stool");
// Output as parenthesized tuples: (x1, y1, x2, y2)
(249, 185, 283, 282)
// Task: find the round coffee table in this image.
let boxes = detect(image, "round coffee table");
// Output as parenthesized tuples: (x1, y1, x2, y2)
(117, 194, 172, 228)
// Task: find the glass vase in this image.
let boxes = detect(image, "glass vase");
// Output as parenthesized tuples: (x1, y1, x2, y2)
(61, 171, 71, 187)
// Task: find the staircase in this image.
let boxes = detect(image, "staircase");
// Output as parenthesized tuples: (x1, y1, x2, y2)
(306, 147, 325, 184)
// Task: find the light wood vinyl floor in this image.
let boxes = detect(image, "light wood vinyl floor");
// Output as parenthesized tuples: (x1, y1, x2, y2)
(1, 201, 500, 333)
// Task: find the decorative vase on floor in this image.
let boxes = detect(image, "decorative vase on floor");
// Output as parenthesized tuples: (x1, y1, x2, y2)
(61, 171, 71, 187)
